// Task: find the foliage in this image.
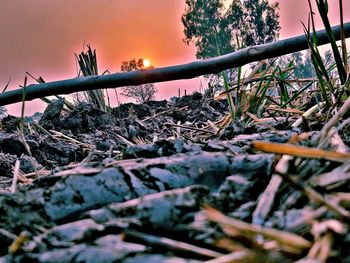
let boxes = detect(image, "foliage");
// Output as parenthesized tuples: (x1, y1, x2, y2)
(182, 0, 280, 61)
(120, 58, 157, 103)
(239, 0, 280, 47)
(182, 0, 234, 60)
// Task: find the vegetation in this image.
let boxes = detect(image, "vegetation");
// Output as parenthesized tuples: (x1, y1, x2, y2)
(302, 0, 349, 111)
(182, 0, 280, 60)
(182, 0, 280, 120)
(1, 1, 350, 262)
(75, 45, 107, 111)
(182, 0, 280, 84)
(181, 0, 350, 126)
(120, 58, 157, 103)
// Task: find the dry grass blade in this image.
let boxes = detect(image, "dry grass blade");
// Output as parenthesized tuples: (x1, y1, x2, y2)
(309, 161, 350, 189)
(250, 116, 292, 124)
(266, 106, 305, 115)
(19, 76, 33, 157)
(1, 79, 11, 93)
(26, 71, 75, 111)
(218, 114, 233, 129)
(206, 120, 220, 134)
(123, 230, 224, 259)
(8, 231, 29, 254)
(75, 44, 106, 111)
(22, 169, 50, 179)
(252, 153, 296, 226)
(252, 141, 350, 163)
(297, 233, 333, 263)
(113, 133, 135, 146)
(276, 171, 350, 223)
(16, 170, 32, 185)
(10, 160, 20, 193)
(0, 228, 16, 242)
(292, 102, 326, 128)
(141, 106, 188, 122)
(53, 166, 103, 177)
(165, 123, 217, 134)
(329, 127, 348, 153)
(132, 136, 150, 145)
(203, 206, 312, 253)
(252, 175, 283, 226)
(318, 95, 350, 146)
(297, 220, 346, 262)
(32, 122, 52, 137)
(204, 250, 252, 263)
(50, 130, 93, 148)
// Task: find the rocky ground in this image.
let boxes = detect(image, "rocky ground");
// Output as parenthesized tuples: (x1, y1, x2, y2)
(0, 92, 349, 262)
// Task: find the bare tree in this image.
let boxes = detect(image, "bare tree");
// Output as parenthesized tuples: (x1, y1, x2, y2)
(120, 58, 157, 103)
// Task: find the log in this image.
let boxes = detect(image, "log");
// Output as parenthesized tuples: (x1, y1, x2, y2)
(0, 22, 349, 106)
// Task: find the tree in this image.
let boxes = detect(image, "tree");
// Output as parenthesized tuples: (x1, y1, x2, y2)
(278, 52, 315, 78)
(182, 0, 280, 58)
(120, 58, 157, 103)
(278, 50, 337, 79)
(182, 0, 280, 84)
(120, 58, 145, 72)
(292, 52, 315, 78)
(240, 0, 280, 46)
(182, 0, 235, 59)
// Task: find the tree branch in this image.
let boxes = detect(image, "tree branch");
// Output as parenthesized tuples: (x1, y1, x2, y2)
(1, 22, 350, 106)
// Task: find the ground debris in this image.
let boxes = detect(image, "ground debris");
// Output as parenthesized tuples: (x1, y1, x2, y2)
(1, 93, 350, 262)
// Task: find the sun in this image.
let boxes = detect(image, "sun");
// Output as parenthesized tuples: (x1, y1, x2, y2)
(143, 58, 151, 68)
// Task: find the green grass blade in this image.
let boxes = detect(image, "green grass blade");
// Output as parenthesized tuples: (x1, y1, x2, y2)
(315, 0, 347, 84)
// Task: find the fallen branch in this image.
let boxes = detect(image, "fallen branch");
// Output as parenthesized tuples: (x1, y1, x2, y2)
(1, 22, 350, 106)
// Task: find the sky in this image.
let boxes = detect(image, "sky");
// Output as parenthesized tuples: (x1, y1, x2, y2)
(0, 0, 349, 115)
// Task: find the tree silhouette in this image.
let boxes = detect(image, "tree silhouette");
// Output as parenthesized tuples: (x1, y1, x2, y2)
(120, 58, 145, 72)
(120, 58, 157, 103)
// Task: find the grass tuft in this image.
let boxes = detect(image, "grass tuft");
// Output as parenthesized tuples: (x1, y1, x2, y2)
(75, 44, 107, 111)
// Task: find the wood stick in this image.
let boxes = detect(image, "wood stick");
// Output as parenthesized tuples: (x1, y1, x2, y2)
(0, 22, 349, 106)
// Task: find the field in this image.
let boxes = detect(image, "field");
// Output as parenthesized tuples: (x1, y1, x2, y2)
(0, 2, 350, 262)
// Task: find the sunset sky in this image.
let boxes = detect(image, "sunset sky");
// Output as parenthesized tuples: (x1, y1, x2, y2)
(0, 0, 349, 115)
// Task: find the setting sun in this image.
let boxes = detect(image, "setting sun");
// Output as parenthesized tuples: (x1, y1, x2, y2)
(143, 58, 151, 68)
